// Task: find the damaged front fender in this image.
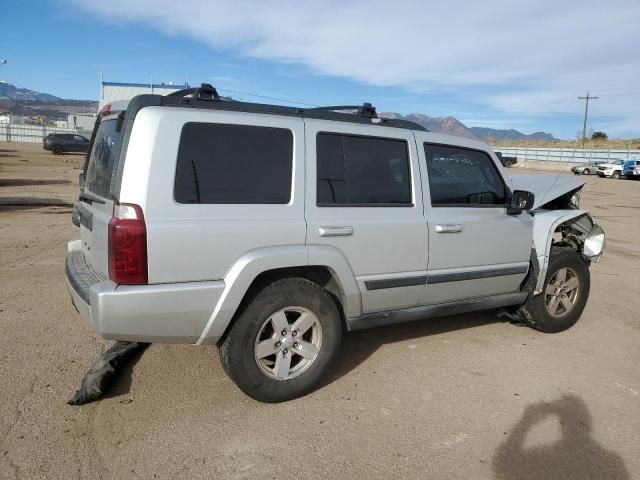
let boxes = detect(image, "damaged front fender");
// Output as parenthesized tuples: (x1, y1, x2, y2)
(532, 210, 605, 295)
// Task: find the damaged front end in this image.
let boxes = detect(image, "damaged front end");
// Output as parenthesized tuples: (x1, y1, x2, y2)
(499, 174, 606, 327)
(510, 173, 606, 294)
(554, 213, 606, 263)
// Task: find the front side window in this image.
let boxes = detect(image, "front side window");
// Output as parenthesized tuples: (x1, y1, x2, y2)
(175, 123, 293, 204)
(424, 144, 507, 206)
(317, 133, 412, 206)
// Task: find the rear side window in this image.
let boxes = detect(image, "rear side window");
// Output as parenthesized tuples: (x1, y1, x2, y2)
(424, 144, 507, 206)
(175, 123, 293, 204)
(317, 133, 412, 206)
(84, 119, 123, 198)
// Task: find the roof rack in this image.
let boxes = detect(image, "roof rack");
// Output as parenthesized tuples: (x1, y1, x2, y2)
(306, 103, 377, 118)
(167, 83, 221, 101)
(128, 84, 427, 132)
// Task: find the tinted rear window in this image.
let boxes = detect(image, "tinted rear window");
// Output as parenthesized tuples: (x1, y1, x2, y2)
(317, 133, 412, 206)
(174, 122, 293, 204)
(84, 119, 123, 198)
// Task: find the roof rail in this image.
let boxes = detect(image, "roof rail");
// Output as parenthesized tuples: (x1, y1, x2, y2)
(125, 86, 428, 132)
(167, 83, 221, 101)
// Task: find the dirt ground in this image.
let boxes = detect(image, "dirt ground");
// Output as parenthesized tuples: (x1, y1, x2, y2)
(1, 143, 638, 480)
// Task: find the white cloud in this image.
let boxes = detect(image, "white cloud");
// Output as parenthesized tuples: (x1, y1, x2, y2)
(74, 0, 640, 134)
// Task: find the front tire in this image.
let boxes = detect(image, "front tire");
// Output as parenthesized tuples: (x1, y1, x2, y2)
(523, 249, 590, 333)
(219, 277, 342, 402)
(582, 168, 590, 175)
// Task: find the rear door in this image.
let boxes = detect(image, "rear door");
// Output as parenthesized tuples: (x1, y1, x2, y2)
(78, 114, 124, 276)
(416, 138, 532, 304)
(73, 135, 89, 152)
(61, 134, 77, 151)
(304, 120, 427, 313)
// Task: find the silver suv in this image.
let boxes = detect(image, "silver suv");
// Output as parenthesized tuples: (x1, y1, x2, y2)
(65, 84, 606, 402)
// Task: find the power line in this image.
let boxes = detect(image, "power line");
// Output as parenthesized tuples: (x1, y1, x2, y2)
(578, 92, 599, 140)
(216, 87, 318, 107)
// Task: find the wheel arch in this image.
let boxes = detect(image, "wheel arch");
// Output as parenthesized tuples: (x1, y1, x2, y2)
(196, 245, 361, 345)
(531, 209, 591, 295)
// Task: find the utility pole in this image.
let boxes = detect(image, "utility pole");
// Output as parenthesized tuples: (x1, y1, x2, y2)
(578, 92, 599, 140)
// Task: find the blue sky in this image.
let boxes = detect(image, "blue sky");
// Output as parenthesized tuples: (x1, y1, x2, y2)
(1, 0, 638, 139)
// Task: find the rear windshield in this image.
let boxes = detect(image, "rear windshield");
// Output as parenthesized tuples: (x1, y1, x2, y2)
(84, 118, 123, 198)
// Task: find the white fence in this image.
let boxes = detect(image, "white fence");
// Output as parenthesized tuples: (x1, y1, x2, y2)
(493, 146, 640, 164)
(0, 123, 86, 143)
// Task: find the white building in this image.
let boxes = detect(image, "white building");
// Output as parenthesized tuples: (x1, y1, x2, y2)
(67, 113, 96, 131)
(99, 81, 187, 109)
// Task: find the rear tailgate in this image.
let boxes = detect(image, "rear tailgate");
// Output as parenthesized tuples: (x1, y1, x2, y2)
(78, 113, 124, 278)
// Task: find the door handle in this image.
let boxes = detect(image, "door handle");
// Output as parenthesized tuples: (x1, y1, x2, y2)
(318, 226, 353, 237)
(435, 224, 463, 233)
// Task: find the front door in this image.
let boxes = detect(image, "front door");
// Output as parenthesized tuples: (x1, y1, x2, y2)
(304, 120, 428, 314)
(416, 139, 533, 304)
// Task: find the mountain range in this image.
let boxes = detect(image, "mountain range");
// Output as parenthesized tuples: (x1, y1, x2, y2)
(0, 81, 556, 140)
(380, 112, 556, 141)
(0, 81, 97, 120)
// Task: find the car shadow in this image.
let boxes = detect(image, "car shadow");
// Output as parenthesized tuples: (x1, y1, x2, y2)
(320, 310, 503, 388)
(0, 179, 71, 187)
(0, 197, 73, 212)
(493, 394, 629, 480)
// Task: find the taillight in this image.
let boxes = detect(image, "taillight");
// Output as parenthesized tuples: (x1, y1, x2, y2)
(99, 103, 112, 117)
(108, 203, 148, 284)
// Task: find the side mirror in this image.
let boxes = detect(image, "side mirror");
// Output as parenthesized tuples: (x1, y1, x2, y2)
(508, 190, 535, 215)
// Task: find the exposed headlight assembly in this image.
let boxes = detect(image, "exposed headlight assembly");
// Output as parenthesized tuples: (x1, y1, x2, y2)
(570, 192, 581, 208)
(583, 225, 605, 260)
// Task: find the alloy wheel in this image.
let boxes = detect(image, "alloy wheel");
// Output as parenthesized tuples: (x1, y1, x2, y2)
(254, 306, 323, 380)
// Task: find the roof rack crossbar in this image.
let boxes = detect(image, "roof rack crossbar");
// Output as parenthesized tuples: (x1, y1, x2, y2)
(305, 102, 377, 118)
(167, 83, 221, 101)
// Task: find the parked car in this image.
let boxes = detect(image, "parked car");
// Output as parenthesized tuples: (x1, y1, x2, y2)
(65, 84, 606, 402)
(597, 159, 624, 178)
(622, 159, 640, 179)
(43, 133, 90, 155)
(571, 162, 599, 175)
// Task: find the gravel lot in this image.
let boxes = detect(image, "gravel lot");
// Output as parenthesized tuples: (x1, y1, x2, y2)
(1, 143, 638, 479)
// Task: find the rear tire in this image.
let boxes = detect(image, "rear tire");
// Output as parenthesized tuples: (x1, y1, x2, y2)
(582, 168, 590, 175)
(518, 249, 590, 333)
(611, 171, 620, 179)
(219, 277, 342, 402)
(51, 145, 63, 155)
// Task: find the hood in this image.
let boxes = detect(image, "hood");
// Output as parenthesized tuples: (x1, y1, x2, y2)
(598, 163, 621, 168)
(509, 174, 584, 209)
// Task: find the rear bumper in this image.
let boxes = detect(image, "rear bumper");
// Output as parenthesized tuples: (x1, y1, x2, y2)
(65, 243, 224, 343)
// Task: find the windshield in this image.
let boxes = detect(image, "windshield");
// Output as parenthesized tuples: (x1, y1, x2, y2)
(84, 118, 123, 198)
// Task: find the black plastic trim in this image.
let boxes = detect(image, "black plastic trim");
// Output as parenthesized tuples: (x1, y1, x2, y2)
(76, 203, 93, 231)
(65, 251, 106, 305)
(426, 266, 529, 284)
(365, 275, 427, 291)
(347, 292, 528, 331)
(317, 202, 414, 208)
